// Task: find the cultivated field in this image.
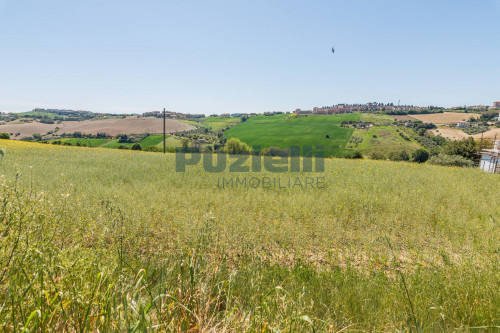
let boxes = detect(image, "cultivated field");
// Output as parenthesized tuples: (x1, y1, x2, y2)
(0, 140, 498, 331)
(409, 112, 480, 124)
(431, 127, 500, 140)
(224, 113, 360, 157)
(0, 121, 58, 138)
(0, 116, 194, 138)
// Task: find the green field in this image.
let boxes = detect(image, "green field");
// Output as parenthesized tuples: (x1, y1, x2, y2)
(49, 138, 112, 147)
(102, 135, 167, 149)
(156, 135, 183, 148)
(0, 139, 498, 331)
(203, 117, 241, 130)
(224, 113, 361, 157)
(360, 113, 395, 124)
(137, 135, 165, 147)
(180, 119, 210, 128)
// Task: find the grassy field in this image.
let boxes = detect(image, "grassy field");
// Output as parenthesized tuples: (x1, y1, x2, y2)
(48, 138, 113, 147)
(180, 119, 211, 129)
(360, 113, 395, 124)
(0, 139, 498, 331)
(203, 117, 241, 130)
(101, 135, 167, 149)
(348, 125, 421, 157)
(137, 135, 165, 147)
(224, 114, 361, 157)
(157, 135, 183, 148)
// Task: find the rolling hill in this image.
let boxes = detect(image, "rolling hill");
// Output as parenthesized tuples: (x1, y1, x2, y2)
(224, 113, 361, 157)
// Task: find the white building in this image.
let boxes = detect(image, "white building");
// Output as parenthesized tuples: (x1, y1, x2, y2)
(479, 140, 499, 173)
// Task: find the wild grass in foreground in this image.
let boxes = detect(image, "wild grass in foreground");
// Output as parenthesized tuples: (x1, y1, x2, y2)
(0, 140, 499, 331)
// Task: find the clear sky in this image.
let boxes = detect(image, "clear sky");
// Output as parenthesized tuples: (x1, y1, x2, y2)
(0, 0, 499, 114)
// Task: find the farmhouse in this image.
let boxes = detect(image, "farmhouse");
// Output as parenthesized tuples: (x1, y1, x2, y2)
(456, 121, 468, 128)
(479, 140, 500, 173)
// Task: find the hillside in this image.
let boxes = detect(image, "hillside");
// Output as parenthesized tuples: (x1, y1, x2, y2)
(0, 140, 498, 331)
(0, 116, 194, 138)
(224, 113, 361, 157)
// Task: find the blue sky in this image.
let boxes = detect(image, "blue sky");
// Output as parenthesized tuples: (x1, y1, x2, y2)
(0, 0, 499, 114)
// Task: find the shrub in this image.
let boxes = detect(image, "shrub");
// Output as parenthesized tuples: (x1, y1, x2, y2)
(131, 143, 142, 151)
(117, 145, 130, 149)
(349, 136, 363, 144)
(145, 146, 161, 152)
(412, 148, 430, 163)
(344, 150, 363, 159)
(389, 150, 410, 161)
(40, 118, 55, 124)
(0, 132, 10, 139)
(428, 154, 474, 167)
(224, 138, 251, 155)
(370, 151, 386, 160)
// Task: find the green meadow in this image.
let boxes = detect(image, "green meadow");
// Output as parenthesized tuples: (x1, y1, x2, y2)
(203, 117, 241, 130)
(102, 135, 166, 149)
(0, 139, 498, 331)
(224, 114, 361, 157)
(48, 138, 113, 147)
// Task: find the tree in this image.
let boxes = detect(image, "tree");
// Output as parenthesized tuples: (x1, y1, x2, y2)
(0, 132, 10, 139)
(443, 137, 477, 160)
(117, 134, 129, 143)
(131, 143, 142, 151)
(224, 138, 251, 154)
(181, 138, 190, 152)
(412, 148, 429, 163)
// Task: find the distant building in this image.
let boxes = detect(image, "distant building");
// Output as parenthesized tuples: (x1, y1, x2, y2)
(479, 140, 499, 173)
(294, 109, 312, 115)
(493, 101, 500, 108)
(456, 121, 468, 128)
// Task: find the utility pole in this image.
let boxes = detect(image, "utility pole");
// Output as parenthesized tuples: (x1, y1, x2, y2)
(163, 108, 166, 154)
